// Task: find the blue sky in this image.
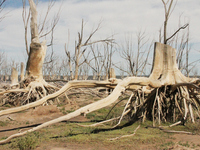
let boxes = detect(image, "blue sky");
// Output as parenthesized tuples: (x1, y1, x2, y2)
(0, 0, 200, 75)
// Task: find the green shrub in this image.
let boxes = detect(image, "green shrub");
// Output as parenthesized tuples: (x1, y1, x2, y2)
(12, 132, 40, 150)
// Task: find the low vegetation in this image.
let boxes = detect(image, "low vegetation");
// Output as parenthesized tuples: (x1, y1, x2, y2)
(0, 97, 200, 150)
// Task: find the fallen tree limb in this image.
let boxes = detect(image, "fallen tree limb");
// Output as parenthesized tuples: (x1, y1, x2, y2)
(0, 77, 160, 117)
(160, 129, 193, 135)
(0, 80, 115, 116)
(0, 89, 29, 95)
(0, 77, 161, 144)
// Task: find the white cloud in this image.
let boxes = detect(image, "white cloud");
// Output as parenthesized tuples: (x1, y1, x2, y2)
(0, 0, 200, 73)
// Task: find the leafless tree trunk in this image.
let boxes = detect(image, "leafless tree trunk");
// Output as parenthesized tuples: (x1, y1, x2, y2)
(22, 0, 60, 56)
(65, 44, 74, 80)
(11, 67, 18, 85)
(109, 68, 116, 79)
(104, 42, 114, 80)
(0, 0, 58, 106)
(119, 32, 151, 76)
(20, 62, 25, 81)
(84, 41, 115, 81)
(85, 44, 106, 81)
(0, 52, 5, 75)
(25, 0, 47, 80)
(66, 19, 113, 80)
(22, 0, 30, 55)
(162, 0, 189, 45)
(162, 0, 174, 44)
(166, 15, 198, 76)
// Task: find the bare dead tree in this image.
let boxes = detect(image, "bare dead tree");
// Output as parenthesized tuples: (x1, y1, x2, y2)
(175, 25, 200, 77)
(65, 19, 114, 80)
(162, 0, 175, 44)
(173, 26, 190, 71)
(0, 51, 5, 69)
(60, 58, 70, 80)
(160, 0, 197, 77)
(22, 0, 61, 55)
(119, 63, 125, 79)
(162, 0, 189, 45)
(120, 34, 134, 76)
(22, 0, 31, 55)
(118, 31, 151, 76)
(0, 52, 6, 81)
(105, 41, 115, 80)
(86, 41, 115, 81)
(42, 51, 58, 78)
(20, 62, 25, 81)
(1, 54, 9, 79)
(82, 63, 90, 80)
(65, 42, 74, 80)
(0, 0, 58, 106)
(85, 44, 106, 80)
(165, 14, 199, 77)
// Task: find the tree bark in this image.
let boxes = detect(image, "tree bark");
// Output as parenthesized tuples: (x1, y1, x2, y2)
(20, 62, 25, 81)
(149, 42, 194, 84)
(11, 67, 18, 85)
(25, 0, 46, 80)
(25, 41, 47, 80)
(109, 68, 116, 79)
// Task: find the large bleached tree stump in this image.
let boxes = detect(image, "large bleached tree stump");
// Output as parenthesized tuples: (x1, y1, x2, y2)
(149, 42, 194, 84)
(132, 42, 199, 125)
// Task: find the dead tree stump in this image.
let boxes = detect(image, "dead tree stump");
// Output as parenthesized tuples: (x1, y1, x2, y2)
(11, 67, 18, 85)
(20, 62, 25, 81)
(109, 68, 116, 79)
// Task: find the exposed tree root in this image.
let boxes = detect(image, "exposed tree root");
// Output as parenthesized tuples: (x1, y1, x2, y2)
(112, 93, 134, 128)
(0, 77, 151, 117)
(0, 77, 157, 144)
(0, 42, 200, 144)
(0, 77, 58, 106)
(0, 77, 199, 144)
(131, 85, 200, 126)
(77, 109, 131, 128)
